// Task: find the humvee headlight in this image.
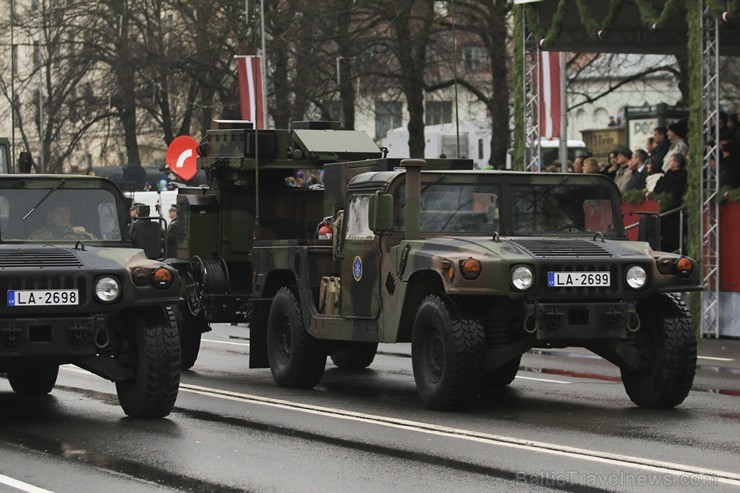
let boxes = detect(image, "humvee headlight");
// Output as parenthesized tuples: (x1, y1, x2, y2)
(626, 266, 647, 289)
(511, 265, 534, 291)
(95, 276, 121, 302)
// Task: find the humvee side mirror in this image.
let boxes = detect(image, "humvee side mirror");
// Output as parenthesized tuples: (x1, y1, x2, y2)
(369, 191, 394, 233)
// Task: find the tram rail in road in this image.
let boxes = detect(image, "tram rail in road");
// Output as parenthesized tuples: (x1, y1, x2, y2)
(179, 383, 740, 488)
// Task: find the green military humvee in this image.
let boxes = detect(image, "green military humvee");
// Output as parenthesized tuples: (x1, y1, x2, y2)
(173, 121, 699, 410)
(0, 175, 181, 418)
(248, 159, 701, 410)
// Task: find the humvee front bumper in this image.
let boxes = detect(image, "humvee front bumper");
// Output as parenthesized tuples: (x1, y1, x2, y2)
(0, 315, 106, 358)
(524, 301, 640, 341)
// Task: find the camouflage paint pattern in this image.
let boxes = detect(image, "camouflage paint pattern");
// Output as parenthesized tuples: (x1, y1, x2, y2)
(253, 168, 700, 347)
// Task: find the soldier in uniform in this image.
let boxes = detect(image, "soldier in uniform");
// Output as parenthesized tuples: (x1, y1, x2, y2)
(29, 200, 94, 240)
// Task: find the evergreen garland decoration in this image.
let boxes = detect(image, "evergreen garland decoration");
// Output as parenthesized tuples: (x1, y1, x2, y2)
(525, 0, 570, 47)
(525, 0, 733, 43)
(686, 0, 702, 330)
(706, 0, 740, 20)
(634, 0, 682, 28)
(575, 0, 624, 38)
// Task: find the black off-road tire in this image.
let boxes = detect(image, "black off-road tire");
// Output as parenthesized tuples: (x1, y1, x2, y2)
(7, 363, 59, 395)
(484, 355, 521, 387)
(412, 294, 485, 411)
(175, 303, 208, 370)
(267, 287, 326, 388)
(621, 294, 697, 408)
(116, 307, 181, 418)
(330, 342, 379, 370)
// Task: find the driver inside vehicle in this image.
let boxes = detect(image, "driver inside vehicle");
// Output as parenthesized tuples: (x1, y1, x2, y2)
(28, 200, 94, 240)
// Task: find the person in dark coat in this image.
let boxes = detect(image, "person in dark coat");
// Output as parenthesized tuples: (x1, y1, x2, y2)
(653, 153, 688, 253)
(651, 126, 670, 161)
(625, 148, 649, 191)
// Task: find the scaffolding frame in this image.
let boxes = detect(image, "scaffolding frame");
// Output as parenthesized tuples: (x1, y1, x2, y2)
(523, 23, 541, 172)
(700, 4, 720, 338)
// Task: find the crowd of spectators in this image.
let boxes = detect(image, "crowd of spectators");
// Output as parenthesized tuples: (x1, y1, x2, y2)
(534, 110, 740, 253)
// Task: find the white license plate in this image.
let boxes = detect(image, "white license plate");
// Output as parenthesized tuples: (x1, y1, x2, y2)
(7, 289, 79, 306)
(547, 272, 610, 287)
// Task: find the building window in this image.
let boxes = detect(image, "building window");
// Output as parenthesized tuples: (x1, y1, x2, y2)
(461, 46, 488, 71)
(375, 101, 402, 140)
(425, 101, 452, 125)
(441, 134, 468, 159)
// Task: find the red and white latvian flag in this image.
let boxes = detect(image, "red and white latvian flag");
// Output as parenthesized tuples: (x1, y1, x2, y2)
(237, 55, 265, 129)
(538, 50, 561, 139)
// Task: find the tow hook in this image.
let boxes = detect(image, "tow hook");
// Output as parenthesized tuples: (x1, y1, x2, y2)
(523, 304, 537, 333)
(627, 310, 641, 332)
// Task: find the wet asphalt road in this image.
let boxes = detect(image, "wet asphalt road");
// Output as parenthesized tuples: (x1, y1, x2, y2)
(0, 323, 738, 493)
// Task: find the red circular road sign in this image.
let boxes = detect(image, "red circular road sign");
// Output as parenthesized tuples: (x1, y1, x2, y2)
(166, 135, 199, 181)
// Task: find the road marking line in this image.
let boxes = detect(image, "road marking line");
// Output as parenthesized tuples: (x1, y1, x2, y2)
(202, 339, 249, 347)
(0, 474, 54, 493)
(698, 356, 734, 362)
(515, 375, 571, 384)
(180, 383, 740, 486)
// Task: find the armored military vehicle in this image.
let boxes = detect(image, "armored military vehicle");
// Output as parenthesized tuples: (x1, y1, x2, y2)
(177, 121, 700, 410)
(0, 175, 181, 418)
(170, 121, 472, 369)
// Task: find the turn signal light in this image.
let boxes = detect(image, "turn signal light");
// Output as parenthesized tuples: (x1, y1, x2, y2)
(153, 267, 173, 288)
(460, 258, 482, 280)
(676, 257, 693, 274)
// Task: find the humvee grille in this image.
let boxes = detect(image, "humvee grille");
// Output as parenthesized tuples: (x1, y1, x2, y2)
(0, 249, 83, 268)
(512, 239, 612, 258)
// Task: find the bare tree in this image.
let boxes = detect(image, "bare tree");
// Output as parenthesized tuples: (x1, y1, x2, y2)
(0, 0, 114, 172)
(438, 0, 513, 167)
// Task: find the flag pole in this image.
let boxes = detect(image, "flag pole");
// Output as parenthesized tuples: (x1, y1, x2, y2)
(559, 51, 567, 170)
(260, 0, 268, 129)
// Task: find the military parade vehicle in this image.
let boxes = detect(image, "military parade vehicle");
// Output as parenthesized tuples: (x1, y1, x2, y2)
(174, 121, 700, 410)
(0, 175, 181, 418)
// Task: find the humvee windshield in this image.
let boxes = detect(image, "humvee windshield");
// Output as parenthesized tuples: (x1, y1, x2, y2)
(511, 181, 618, 235)
(394, 183, 501, 234)
(0, 187, 122, 242)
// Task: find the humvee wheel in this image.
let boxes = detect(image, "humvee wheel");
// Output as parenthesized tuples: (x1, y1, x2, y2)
(484, 355, 521, 387)
(621, 294, 696, 408)
(411, 294, 485, 410)
(175, 303, 208, 370)
(116, 307, 181, 418)
(267, 287, 326, 388)
(7, 363, 59, 395)
(330, 343, 378, 370)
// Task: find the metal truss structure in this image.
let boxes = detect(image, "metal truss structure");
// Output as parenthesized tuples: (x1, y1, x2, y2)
(700, 3, 720, 338)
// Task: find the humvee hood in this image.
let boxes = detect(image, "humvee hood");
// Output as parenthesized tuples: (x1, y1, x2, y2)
(410, 236, 652, 260)
(0, 245, 155, 270)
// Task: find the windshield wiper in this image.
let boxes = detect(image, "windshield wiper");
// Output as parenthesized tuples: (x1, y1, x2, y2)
(22, 179, 66, 221)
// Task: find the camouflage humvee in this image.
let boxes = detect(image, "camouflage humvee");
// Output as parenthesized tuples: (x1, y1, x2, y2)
(248, 159, 701, 410)
(0, 175, 181, 418)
